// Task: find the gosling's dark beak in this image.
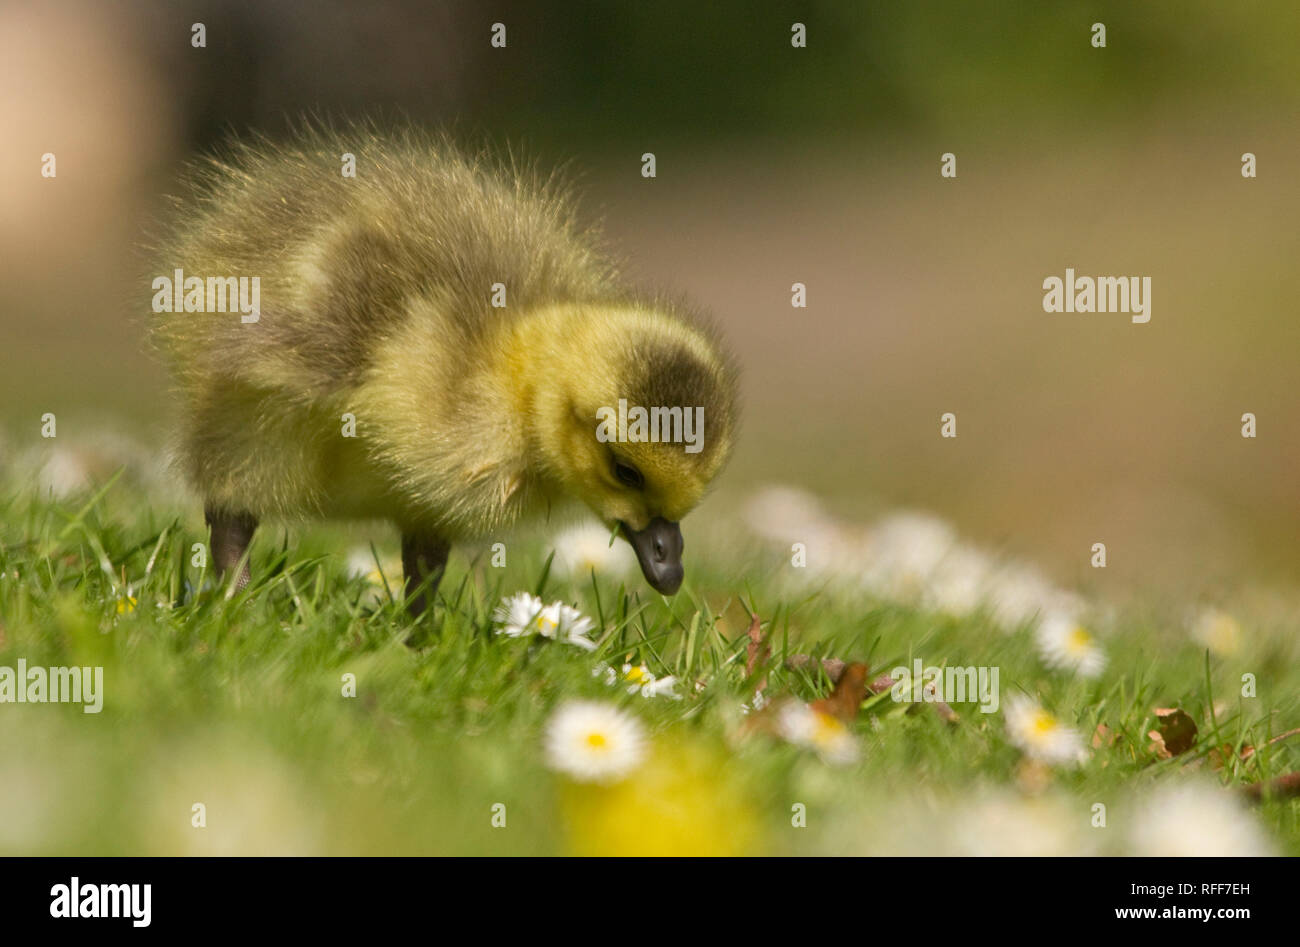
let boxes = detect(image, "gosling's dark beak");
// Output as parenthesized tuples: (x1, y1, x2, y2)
(621, 517, 684, 595)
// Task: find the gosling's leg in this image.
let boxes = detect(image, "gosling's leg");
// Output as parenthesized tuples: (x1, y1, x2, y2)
(400, 530, 450, 619)
(205, 505, 258, 593)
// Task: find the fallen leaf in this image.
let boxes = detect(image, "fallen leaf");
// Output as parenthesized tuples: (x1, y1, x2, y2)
(810, 662, 869, 725)
(868, 673, 895, 695)
(1148, 707, 1198, 759)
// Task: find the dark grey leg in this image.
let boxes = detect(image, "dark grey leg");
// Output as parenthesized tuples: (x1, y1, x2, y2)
(205, 505, 258, 592)
(401, 530, 450, 618)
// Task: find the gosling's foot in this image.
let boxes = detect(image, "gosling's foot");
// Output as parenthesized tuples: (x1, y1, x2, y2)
(205, 505, 258, 596)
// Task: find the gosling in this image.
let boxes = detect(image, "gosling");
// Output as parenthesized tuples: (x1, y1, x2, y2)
(149, 126, 738, 615)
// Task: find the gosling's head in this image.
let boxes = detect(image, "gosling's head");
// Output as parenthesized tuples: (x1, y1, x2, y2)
(530, 302, 739, 594)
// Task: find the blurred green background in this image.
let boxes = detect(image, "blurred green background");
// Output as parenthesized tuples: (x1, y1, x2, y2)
(3, 0, 1300, 600)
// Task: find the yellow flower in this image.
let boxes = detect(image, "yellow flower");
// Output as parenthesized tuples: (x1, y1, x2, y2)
(558, 741, 756, 856)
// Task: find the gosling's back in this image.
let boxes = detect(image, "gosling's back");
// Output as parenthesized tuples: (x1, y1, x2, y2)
(153, 127, 620, 398)
(151, 128, 634, 520)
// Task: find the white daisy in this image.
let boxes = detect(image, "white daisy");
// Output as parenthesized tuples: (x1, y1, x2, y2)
(493, 591, 548, 637)
(1035, 612, 1107, 677)
(555, 603, 599, 650)
(35, 446, 93, 498)
(623, 663, 680, 699)
(742, 485, 838, 544)
(984, 564, 1083, 632)
(1128, 781, 1274, 857)
(19, 431, 169, 500)
(923, 546, 995, 617)
(550, 521, 636, 578)
(1003, 696, 1087, 766)
(596, 662, 681, 699)
(543, 700, 647, 783)
(743, 485, 860, 584)
(492, 593, 599, 650)
(776, 702, 860, 765)
(861, 512, 958, 601)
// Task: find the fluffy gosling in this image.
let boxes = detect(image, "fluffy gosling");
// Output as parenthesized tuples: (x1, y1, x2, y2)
(150, 126, 738, 614)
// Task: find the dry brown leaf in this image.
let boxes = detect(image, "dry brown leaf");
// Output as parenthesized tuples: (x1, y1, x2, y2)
(1148, 707, 1198, 759)
(744, 613, 769, 695)
(868, 673, 895, 695)
(810, 662, 869, 725)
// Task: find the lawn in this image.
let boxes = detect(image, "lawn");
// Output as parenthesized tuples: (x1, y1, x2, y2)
(1, 451, 1297, 856)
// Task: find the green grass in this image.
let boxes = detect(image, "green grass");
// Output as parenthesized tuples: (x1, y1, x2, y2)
(1, 471, 1297, 856)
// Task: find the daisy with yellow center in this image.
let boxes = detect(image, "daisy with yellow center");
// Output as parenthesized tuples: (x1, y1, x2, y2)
(776, 701, 860, 765)
(596, 662, 681, 699)
(492, 592, 598, 650)
(1034, 612, 1106, 677)
(1004, 696, 1087, 766)
(544, 700, 647, 783)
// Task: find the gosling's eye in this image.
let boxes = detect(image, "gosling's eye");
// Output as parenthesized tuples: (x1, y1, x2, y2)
(613, 460, 644, 489)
